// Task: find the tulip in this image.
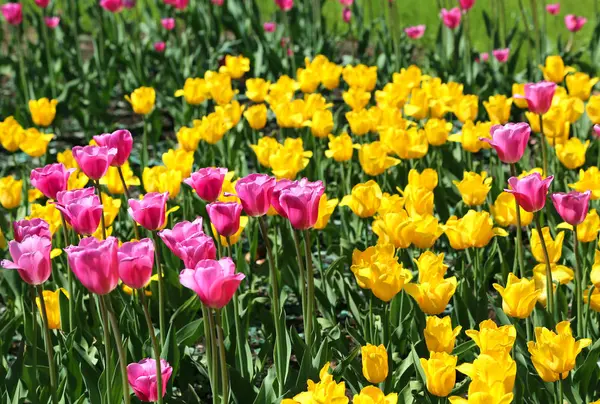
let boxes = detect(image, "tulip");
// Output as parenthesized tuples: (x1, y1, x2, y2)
(36, 289, 69, 329)
(493, 273, 541, 319)
(440, 8, 461, 30)
(420, 352, 457, 397)
(1, 235, 52, 285)
(490, 192, 534, 227)
(551, 191, 591, 226)
(361, 344, 388, 383)
(161, 17, 175, 30)
(174, 235, 218, 269)
(405, 25, 426, 39)
(100, 0, 124, 13)
(35, 0, 50, 7)
(1, 3, 22, 25)
(276, 179, 324, 230)
(143, 167, 181, 198)
(263, 22, 276, 32)
(184, 167, 227, 203)
(275, 0, 293, 11)
(569, 166, 600, 199)
(340, 180, 382, 218)
(454, 94, 479, 123)
(13, 218, 51, 242)
(314, 194, 339, 230)
(158, 217, 205, 253)
(206, 202, 243, 237)
(482, 122, 530, 164)
(164, 0, 188, 9)
(93, 129, 133, 167)
(128, 192, 169, 231)
(29, 98, 58, 127)
(465, 319, 516, 358)
(546, 3, 560, 15)
(55, 192, 103, 236)
(342, 7, 351, 23)
(506, 172, 554, 212)
(453, 171, 492, 206)
(44, 17, 60, 28)
(353, 386, 398, 404)
(118, 239, 155, 289)
(243, 104, 268, 130)
(64, 236, 119, 295)
(325, 132, 354, 162)
(162, 149, 194, 179)
(565, 14, 587, 32)
(404, 275, 457, 315)
(456, 353, 516, 395)
(424, 316, 462, 354)
(339, 0, 353, 4)
(174, 78, 209, 105)
(125, 87, 156, 115)
(127, 358, 173, 402)
(30, 163, 75, 200)
(459, 0, 475, 10)
(518, 81, 556, 115)
(20, 128, 54, 158)
(492, 48, 510, 63)
(594, 124, 600, 137)
(72, 145, 117, 181)
(56, 187, 95, 204)
(154, 42, 166, 52)
(235, 173, 277, 217)
(219, 55, 250, 79)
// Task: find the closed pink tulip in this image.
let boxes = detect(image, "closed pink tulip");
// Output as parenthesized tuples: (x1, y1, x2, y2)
(551, 191, 591, 226)
(118, 238, 155, 289)
(35, 0, 50, 8)
(275, 0, 293, 11)
(1, 3, 22, 25)
(459, 0, 475, 10)
(184, 167, 227, 202)
(405, 25, 426, 39)
(211, 0, 224, 5)
(342, 7, 351, 23)
(506, 173, 554, 213)
(164, 0, 188, 9)
(55, 193, 103, 236)
(154, 42, 166, 52)
(235, 173, 277, 217)
(161, 18, 175, 30)
(517, 81, 556, 115)
(263, 22, 276, 32)
(565, 14, 587, 32)
(44, 16, 60, 28)
(278, 179, 324, 230)
(440, 8, 461, 30)
(128, 192, 169, 231)
(339, 0, 353, 5)
(482, 122, 531, 164)
(594, 124, 600, 137)
(175, 236, 217, 269)
(207, 202, 242, 237)
(180, 258, 245, 309)
(65, 236, 119, 295)
(127, 358, 173, 402)
(100, 0, 124, 13)
(546, 3, 560, 15)
(13, 218, 51, 242)
(93, 129, 133, 167)
(30, 163, 75, 200)
(493, 48, 510, 63)
(158, 217, 205, 254)
(1, 235, 52, 285)
(479, 52, 489, 62)
(72, 145, 117, 180)
(270, 179, 293, 217)
(56, 187, 95, 205)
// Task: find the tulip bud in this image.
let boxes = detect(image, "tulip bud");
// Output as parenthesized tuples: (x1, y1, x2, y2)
(361, 344, 388, 383)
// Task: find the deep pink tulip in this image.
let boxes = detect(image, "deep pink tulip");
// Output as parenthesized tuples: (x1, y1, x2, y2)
(13, 218, 51, 243)
(275, 0, 293, 11)
(158, 217, 205, 254)
(493, 48, 510, 63)
(174, 236, 217, 269)
(184, 167, 227, 202)
(551, 191, 591, 226)
(44, 16, 60, 28)
(211, 0, 224, 5)
(405, 25, 426, 39)
(207, 202, 243, 237)
(339, 0, 353, 5)
(270, 179, 293, 217)
(30, 163, 75, 200)
(127, 358, 173, 402)
(180, 258, 245, 309)
(118, 238, 155, 289)
(482, 122, 531, 164)
(478, 52, 489, 62)
(342, 7, 351, 23)
(459, 0, 475, 10)
(546, 3, 560, 15)
(65, 237, 119, 295)
(100, 0, 124, 13)
(72, 145, 117, 180)
(56, 187, 95, 205)
(517, 81, 557, 115)
(55, 194, 103, 236)
(161, 18, 175, 30)
(278, 179, 324, 230)
(1, 235, 52, 285)
(506, 173, 554, 213)
(164, 0, 188, 9)
(565, 14, 587, 32)
(35, 0, 50, 8)
(1, 3, 22, 25)
(263, 22, 276, 32)
(594, 124, 600, 137)
(154, 42, 166, 52)
(440, 8, 461, 30)
(128, 192, 169, 231)
(93, 129, 133, 167)
(235, 174, 277, 217)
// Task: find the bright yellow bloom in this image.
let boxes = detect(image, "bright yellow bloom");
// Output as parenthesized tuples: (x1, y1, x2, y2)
(555, 92, 585, 123)
(405, 254, 456, 314)
(307, 109, 333, 138)
(266, 75, 298, 107)
(448, 121, 492, 153)
(527, 107, 570, 146)
(29, 98, 58, 127)
(352, 386, 398, 404)
(534, 273, 556, 307)
(245, 78, 271, 103)
(530, 226, 564, 263)
(143, 166, 182, 198)
(583, 286, 600, 312)
(528, 321, 592, 382)
(269, 138, 312, 179)
(251, 136, 281, 168)
(194, 112, 229, 145)
(28, 202, 62, 235)
(215, 100, 245, 130)
(0, 116, 24, 152)
(424, 316, 462, 354)
(400, 183, 434, 217)
(454, 95, 479, 123)
(68, 171, 89, 190)
(100, 162, 140, 194)
(591, 249, 600, 289)
(351, 244, 408, 301)
(394, 65, 423, 91)
(296, 67, 320, 93)
(376, 82, 409, 110)
(36, 289, 69, 330)
(162, 148, 194, 179)
(321, 62, 343, 90)
(28, 189, 43, 203)
(243, 104, 268, 130)
(325, 133, 353, 162)
(377, 192, 405, 215)
(125, 87, 155, 115)
(361, 344, 389, 383)
(425, 119, 452, 146)
(415, 251, 449, 283)
(449, 388, 514, 404)
(372, 210, 413, 249)
(314, 194, 338, 230)
(490, 192, 534, 227)
(340, 180, 382, 218)
(357, 141, 400, 176)
(456, 353, 516, 395)
(453, 171, 492, 207)
(556, 209, 600, 242)
(493, 273, 541, 319)
(533, 263, 573, 284)
(512, 83, 528, 109)
(539, 55, 575, 83)
(342, 64, 377, 91)
(346, 109, 374, 136)
(587, 94, 600, 124)
(0, 176, 22, 209)
(555, 137, 589, 170)
(290, 363, 348, 404)
(0, 227, 5, 249)
(274, 100, 306, 129)
(100, 193, 121, 227)
(420, 352, 457, 397)
(404, 88, 430, 120)
(465, 319, 516, 358)
(57, 150, 77, 170)
(174, 78, 209, 105)
(410, 214, 444, 249)
(483, 95, 512, 124)
(566, 72, 599, 100)
(20, 128, 53, 158)
(218, 54, 250, 79)
(303, 93, 332, 120)
(408, 168, 438, 191)
(381, 127, 429, 160)
(444, 211, 508, 250)
(569, 166, 600, 199)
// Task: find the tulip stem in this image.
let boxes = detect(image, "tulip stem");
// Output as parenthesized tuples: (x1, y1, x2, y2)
(140, 292, 164, 404)
(226, 237, 248, 380)
(585, 286, 594, 338)
(215, 309, 229, 404)
(117, 166, 140, 240)
(94, 180, 107, 240)
(574, 227, 584, 337)
(36, 285, 58, 404)
(206, 309, 219, 404)
(60, 213, 75, 333)
(292, 229, 307, 340)
(104, 296, 131, 404)
(303, 229, 316, 352)
(98, 295, 112, 404)
(151, 231, 166, 349)
(510, 164, 526, 278)
(558, 377, 564, 404)
(40, 12, 57, 99)
(30, 286, 38, 386)
(535, 214, 555, 318)
(539, 115, 548, 177)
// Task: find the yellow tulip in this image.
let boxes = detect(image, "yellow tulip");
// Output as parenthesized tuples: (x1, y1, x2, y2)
(324, 133, 354, 162)
(566, 72, 599, 100)
(176, 126, 201, 152)
(296, 67, 320, 93)
(251, 136, 281, 168)
(321, 62, 343, 90)
(174, 78, 209, 105)
(448, 121, 492, 153)
(453, 171, 492, 207)
(530, 107, 570, 146)
(274, 100, 306, 129)
(483, 95, 512, 124)
(425, 118, 452, 146)
(382, 127, 429, 160)
(556, 94, 585, 123)
(346, 109, 374, 136)
(454, 95, 479, 123)
(243, 104, 268, 130)
(342, 64, 377, 91)
(530, 226, 564, 263)
(340, 180, 382, 218)
(376, 83, 409, 110)
(303, 93, 332, 119)
(408, 168, 438, 191)
(405, 273, 457, 315)
(456, 353, 516, 395)
(245, 78, 271, 103)
(195, 112, 230, 145)
(0, 176, 22, 209)
(465, 319, 516, 358)
(357, 141, 400, 176)
(162, 148, 194, 179)
(307, 109, 333, 138)
(449, 388, 514, 404)
(36, 289, 69, 330)
(424, 316, 462, 354)
(353, 386, 398, 404)
(583, 286, 600, 312)
(490, 192, 534, 227)
(420, 352, 457, 397)
(444, 211, 508, 250)
(0, 116, 24, 152)
(29, 98, 58, 127)
(493, 273, 541, 319)
(100, 193, 121, 227)
(533, 263, 573, 284)
(269, 138, 312, 179)
(142, 166, 182, 198)
(373, 210, 413, 249)
(100, 163, 139, 195)
(125, 87, 156, 115)
(587, 94, 600, 124)
(218, 54, 250, 79)
(569, 166, 600, 199)
(404, 88, 430, 120)
(410, 214, 443, 249)
(266, 75, 298, 106)
(415, 251, 449, 283)
(361, 344, 389, 383)
(28, 189, 43, 203)
(215, 101, 245, 130)
(539, 55, 575, 83)
(205, 71, 237, 105)
(20, 128, 54, 158)
(395, 65, 423, 91)
(590, 249, 600, 289)
(288, 363, 348, 404)
(313, 194, 338, 230)
(527, 321, 592, 382)
(68, 170, 90, 190)
(0, 227, 5, 249)
(28, 202, 62, 235)
(555, 137, 589, 170)
(556, 209, 600, 242)
(377, 192, 405, 215)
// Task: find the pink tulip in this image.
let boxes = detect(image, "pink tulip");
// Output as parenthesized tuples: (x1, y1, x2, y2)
(278, 179, 324, 230)
(127, 358, 173, 402)
(123, 0, 136, 7)
(270, 179, 293, 217)
(93, 129, 133, 167)
(565, 14, 587, 32)
(551, 191, 591, 226)
(180, 258, 245, 309)
(506, 173, 554, 213)
(263, 22, 276, 32)
(100, 0, 124, 13)
(154, 42, 166, 52)
(184, 167, 227, 202)
(1, 235, 52, 285)
(459, 0, 475, 10)
(478, 52, 489, 62)
(493, 48, 510, 63)
(405, 25, 426, 39)
(44, 16, 60, 28)
(207, 202, 242, 237)
(56, 187, 95, 205)
(164, 0, 188, 9)
(482, 122, 531, 164)
(35, 0, 50, 8)
(128, 192, 169, 231)
(72, 145, 117, 180)
(161, 18, 175, 30)
(65, 237, 119, 295)
(546, 3, 560, 15)
(517, 81, 557, 115)
(1, 3, 22, 25)
(30, 163, 75, 200)
(440, 8, 461, 30)
(342, 7, 352, 23)
(235, 174, 277, 217)
(158, 217, 205, 254)
(275, 0, 293, 11)
(118, 238, 155, 289)
(175, 236, 217, 269)
(211, 0, 224, 5)
(13, 218, 51, 243)
(339, 0, 353, 5)
(55, 193, 103, 236)
(594, 124, 600, 137)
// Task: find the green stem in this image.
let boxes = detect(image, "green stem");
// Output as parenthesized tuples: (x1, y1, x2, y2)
(94, 180, 107, 239)
(303, 229, 315, 352)
(539, 115, 548, 177)
(215, 310, 229, 404)
(30, 286, 38, 386)
(98, 295, 112, 404)
(574, 227, 583, 337)
(36, 285, 58, 404)
(142, 118, 149, 178)
(151, 231, 166, 348)
(530, 0, 541, 64)
(511, 164, 526, 278)
(558, 377, 564, 404)
(40, 12, 56, 98)
(535, 214, 555, 318)
(104, 296, 131, 404)
(206, 309, 219, 404)
(117, 166, 140, 239)
(226, 237, 247, 380)
(292, 229, 307, 340)
(140, 292, 164, 404)
(60, 214, 74, 332)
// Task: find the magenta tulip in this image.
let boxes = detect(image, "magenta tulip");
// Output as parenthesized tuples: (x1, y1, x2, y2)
(546, 3, 560, 15)
(1, 3, 22, 25)
(55, 193, 103, 236)
(128, 192, 169, 231)
(184, 167, 227, 202)
(30, 163, 74, 200)
(211, 0, 224, 5)
(493, 48, 510, 63)
(93, 129, 133, 167)
(180, 258, 245, 309)
(478, 52, 489, 62)
(65, 237, 119, 295)
(100, 0, 124, 13)
(405, 25, 426, 39)
(551, 191, 591, 226)
(342, 7, 351, 23)
(118, 238, 155, 289)
(517, 81, 557, 115)
(440, 8, 461, 30)
(278, 179, 324, 230)
(44, 16, 60, 28)
(164, 0, 188, 9)
(339, 0, 353, 5)
(56, 187, 95, 205)
(594, 124, 600, 137)
(275, 0, 293, 11)
(72, 145, 117, 180)
(207, 201, 243, 237)
(565, 14, 587, 32)
(154, 42, 166, 52)
(263, 22, 276, 32)
(161, 18, 175, 30)
(158, 217, 205, 254)
(482, 122, 531, 164)
(35, 0, 50, 8)
(506, 173, 554, 213)
(127, 358, 173, 402)
(175, 235, 217, 269)
(270, 179, 293, 217)
(235, 173, 277, 217)
(459, 0, 475, 10)
(1, 235, 52, 285)
(13, 218, 51, 242)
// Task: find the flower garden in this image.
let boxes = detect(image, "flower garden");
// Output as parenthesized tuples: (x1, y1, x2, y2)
(1, 0, 600, 403)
